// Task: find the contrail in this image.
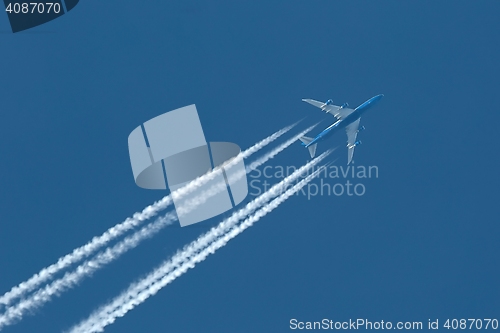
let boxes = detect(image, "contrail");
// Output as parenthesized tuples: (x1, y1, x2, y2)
(0, 214, 176, 330)
(0, 197, 170, 308)
(245, 123, 318, 173)
(0, 124, 294, 309)
(0, 125, 318, 328)
(171, 122, 301, 202)
(0, 124, 307, 329)
(176, 123, 318, 218)
(66, 153, 330, 333)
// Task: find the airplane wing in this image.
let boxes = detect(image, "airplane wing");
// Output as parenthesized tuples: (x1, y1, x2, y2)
(302, 99, 353, 120)
(345, 118, 361, 164)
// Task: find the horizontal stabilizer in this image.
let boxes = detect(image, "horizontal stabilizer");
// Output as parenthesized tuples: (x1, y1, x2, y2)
(299, 136, 317, 158)
(307, 143, 317, 158)
(298, 136, 313, 145)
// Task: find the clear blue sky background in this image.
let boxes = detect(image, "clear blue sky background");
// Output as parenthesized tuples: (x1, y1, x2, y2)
(1, 1, 499, 332)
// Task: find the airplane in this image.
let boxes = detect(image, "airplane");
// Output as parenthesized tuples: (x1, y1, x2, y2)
(299, 94, 384, 164)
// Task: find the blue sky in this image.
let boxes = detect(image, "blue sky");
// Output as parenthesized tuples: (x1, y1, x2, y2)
(1, 1, 499, 332)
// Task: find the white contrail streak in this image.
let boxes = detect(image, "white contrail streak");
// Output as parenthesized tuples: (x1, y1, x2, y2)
(171, 122, 300, 202)
(0, 125, 294, 309)
(176, 123, 318, 218)
(0, 198, 170, 308)
(245, 123, 318, 173)
(0, 125, 319, 328)
(67, 153, 330, 333)
(0, 214, 176, 330)
(0, 123, 306, 329)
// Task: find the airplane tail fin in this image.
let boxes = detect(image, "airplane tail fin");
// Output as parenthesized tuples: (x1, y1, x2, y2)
(298, 136, 317, 158)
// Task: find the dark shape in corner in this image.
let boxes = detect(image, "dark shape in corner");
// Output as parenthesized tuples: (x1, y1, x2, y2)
(3, 0, 79, 33)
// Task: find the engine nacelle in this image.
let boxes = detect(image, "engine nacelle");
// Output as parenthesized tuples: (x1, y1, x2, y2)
(325, 99, 334, 105)
(354, 140, 362, 146)
(341, 102, 349, 108)
(357, 125, 365, 133)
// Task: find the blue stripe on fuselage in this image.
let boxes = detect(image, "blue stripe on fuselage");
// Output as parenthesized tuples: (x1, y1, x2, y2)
(354, 94, 384, 112)
(305, 120, 343, 147)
